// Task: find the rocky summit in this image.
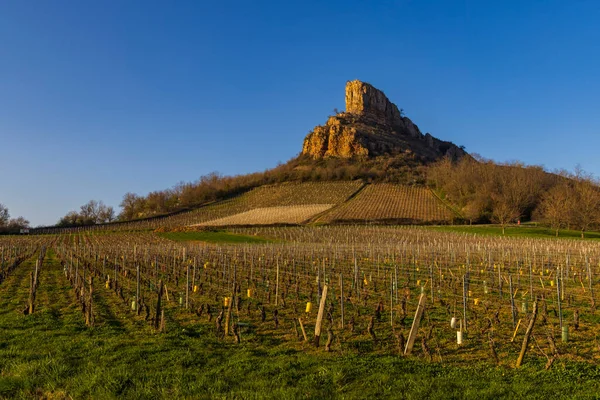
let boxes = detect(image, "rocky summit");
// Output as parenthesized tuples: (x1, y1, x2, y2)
(302, 80, 466, 160)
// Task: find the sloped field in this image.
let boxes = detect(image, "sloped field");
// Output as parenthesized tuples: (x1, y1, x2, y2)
(39, 180, 458, 232)
(39, 181, 363, 233)
(198, 204, 334, 226)
(318, 184, 455, 223)
(181, 181, 362, 227)
(238, 181, 362, 206)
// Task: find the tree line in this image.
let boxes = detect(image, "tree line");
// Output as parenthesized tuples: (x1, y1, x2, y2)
(56, 200, 115, 227)
(0, 203, 30, 234)
(53, 153, 600, 237)
(428, 156, 600, 237)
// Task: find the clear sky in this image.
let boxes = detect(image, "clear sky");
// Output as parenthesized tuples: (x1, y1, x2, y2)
(2, 0, 600, 226)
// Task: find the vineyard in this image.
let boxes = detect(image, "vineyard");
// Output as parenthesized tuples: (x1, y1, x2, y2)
(35, 182, 464, 233)
(3, 227, 600, 397)
(40, 181, 364, 233)
(197, 204, 334, 226)
(318, 184, 456, 224)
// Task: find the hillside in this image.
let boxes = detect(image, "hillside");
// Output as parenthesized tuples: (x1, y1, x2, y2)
(175, 81, 466, 228)
(43, 181, 362, 232)
(41, 180, 460, 232)
(27, 81, 600, 235)
(192, 183, 456, 227)
(191, 181, 363, 226)
(71, 80, 465, 227)
(43, 80, 474, 232)
(317, 184, 456, 224)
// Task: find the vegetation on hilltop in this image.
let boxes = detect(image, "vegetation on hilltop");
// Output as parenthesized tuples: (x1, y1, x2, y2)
(428, 156, 600, 236)
(48, 152, 600, 238)
(112, 153, 600, 235)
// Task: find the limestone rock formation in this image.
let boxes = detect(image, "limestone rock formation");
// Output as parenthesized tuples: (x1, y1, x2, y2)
(302, 80, 466, 160)
(345, 80, 403, 127)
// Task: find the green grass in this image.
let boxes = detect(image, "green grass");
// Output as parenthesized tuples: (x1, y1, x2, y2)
(4, 314, 600, 399)
(3, 250, 600, 398)
(158, 230, 273, 244)
(429, 224, 600, 240)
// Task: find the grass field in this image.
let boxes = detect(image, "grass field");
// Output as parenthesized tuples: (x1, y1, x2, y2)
(429, 224, 600, 240)
(2, 250, 600, 399)
(158, 230, 273, 243)
(5, 226, 600, 398)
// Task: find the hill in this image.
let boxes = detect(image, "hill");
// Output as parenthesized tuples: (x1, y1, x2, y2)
(110, 80, 466, 224)
(45, 80, 473, 232)
(190, 182, 457, 227)
(49, 79, 600, 234)
(41, 180, 461, 232)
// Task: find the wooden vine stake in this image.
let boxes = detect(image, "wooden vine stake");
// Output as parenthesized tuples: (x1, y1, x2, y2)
(462, 274, 468, 332)
(510, 319, 522, 342)
(114, 259, 118, 291)
(404, 293, 426, 355)
(314, 284, 328, 347)
(516, 299, 538, 368)
(390, 275, 394, 327)
(339, 273, 344, 329)
(154, 280, 164, 330)
(85, 277, 94, 327)
(28, 259, 40, 315)
(27, 272, 35, 314)
(186, 263, 190, 309)
(298, 318, 308, 342)
(225, 283, 235, 336)
(136, 263, 141, 316)
(34, 259, 39, 290)
(556, 275, 563, 330)
(587, 258, 596, 310)
(509, 275, 516, 329)
(275, 262, 279, 306)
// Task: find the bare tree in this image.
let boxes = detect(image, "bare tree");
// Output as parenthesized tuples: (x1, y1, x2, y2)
(0, 204, 30, 232)
(119, 193, 145, 220)
(572, 178, 600, 238)
(538, 182, 572, 236)
(0, 204, 9, 227)
(491, 192, 521, 235)
(79, 200, 100, 223)
(57, 211, 81, 227)
(145, 191, 174, 216)
(58, 200, 116, 226)
(7, 217, 30, 230)
(98, 205, 115, 223)
(462, 195, 491, 225)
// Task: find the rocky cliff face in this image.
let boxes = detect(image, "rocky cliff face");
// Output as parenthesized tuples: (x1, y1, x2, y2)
(345, 80, 403, 127)
(302, 80, 466, 160)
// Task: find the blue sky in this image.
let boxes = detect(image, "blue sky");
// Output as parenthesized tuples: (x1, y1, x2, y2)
(1, 0, 600, 226)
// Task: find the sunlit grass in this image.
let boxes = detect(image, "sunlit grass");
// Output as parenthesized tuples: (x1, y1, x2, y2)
(429, 224, 600, 240)
(158, 230, 273, 243)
